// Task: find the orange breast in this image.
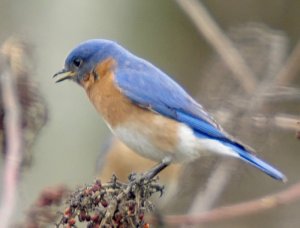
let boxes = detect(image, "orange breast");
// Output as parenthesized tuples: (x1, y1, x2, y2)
(82, 58, 180, 155)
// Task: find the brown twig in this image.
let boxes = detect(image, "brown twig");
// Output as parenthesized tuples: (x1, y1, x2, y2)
(275, 40, 300, 86)
(253, 114, 300, 131)
(246, 30, 287, 111)
(0, 39, 24, 228)
(254, 86, 300, 101)
(150, 181, 300, 225)
(176, 0, 257, 94)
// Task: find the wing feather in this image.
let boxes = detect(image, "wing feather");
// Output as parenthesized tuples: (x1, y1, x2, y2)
(115, 66, 223, 132)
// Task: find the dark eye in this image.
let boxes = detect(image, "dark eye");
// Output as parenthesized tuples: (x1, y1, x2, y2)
(73, 58, 82, 68)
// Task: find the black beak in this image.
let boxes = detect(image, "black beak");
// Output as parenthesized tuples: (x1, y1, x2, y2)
(53, 69, 76, 83)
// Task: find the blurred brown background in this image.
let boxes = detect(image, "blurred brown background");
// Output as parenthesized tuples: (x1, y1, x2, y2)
(0, 0, 299, 227)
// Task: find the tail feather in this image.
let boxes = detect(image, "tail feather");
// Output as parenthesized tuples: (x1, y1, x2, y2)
(224, 142, 287, 182)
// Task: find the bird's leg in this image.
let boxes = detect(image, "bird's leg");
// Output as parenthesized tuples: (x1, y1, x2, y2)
(140, 157, 172, 181)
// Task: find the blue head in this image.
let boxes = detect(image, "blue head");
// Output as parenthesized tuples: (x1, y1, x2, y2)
(53, 39, 122, 84)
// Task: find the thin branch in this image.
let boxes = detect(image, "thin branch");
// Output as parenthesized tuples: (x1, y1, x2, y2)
(247, 31, 287, 111)
(151, 181, 300, 225)
(259, 86, 300, 101)
(186, 159, 237, 213)
(275, 40, 300, 86)
(253, 114, 300, 131)
(0, 39, 24, 228)
(176, 0, 257, 94)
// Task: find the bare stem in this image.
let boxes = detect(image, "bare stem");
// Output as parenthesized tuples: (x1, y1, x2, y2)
(186, 159, 236, 214)
(0, 39, 24, 228)
(275, 40, 300, 86)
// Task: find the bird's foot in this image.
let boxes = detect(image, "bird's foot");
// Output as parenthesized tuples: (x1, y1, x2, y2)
(127, 157, 171, 196)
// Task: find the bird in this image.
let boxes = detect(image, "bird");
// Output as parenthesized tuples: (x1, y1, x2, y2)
(53, 39, 286, 182)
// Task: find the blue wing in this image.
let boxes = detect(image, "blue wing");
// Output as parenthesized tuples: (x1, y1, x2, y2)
(115, 64, 232, 142)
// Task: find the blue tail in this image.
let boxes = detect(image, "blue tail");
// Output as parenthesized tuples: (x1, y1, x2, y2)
(174, 111, 286, 181)
(223, 142, 287, 182)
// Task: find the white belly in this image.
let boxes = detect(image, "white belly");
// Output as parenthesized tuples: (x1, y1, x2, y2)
(112, 122, 210, 163)
(113, 126, 167, 161)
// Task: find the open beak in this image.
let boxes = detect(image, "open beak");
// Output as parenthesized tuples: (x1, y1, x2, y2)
(53, 69, 76, 83)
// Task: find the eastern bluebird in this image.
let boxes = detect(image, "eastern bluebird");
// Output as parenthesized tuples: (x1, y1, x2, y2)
(54, 39, 286, 181)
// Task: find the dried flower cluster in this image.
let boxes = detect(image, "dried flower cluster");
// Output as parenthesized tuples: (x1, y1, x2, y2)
(56, 176, 163, 227)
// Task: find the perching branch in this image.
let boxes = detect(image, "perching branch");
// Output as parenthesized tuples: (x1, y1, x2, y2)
(56, 176, 163, 227)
